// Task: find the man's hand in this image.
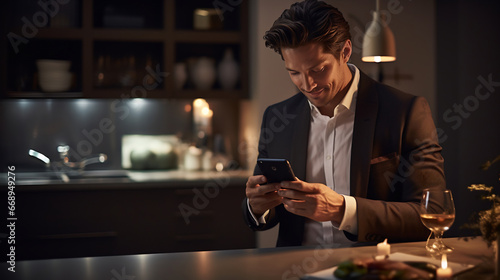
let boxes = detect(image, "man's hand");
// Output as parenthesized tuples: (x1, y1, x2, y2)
(246, 175, 283, 216)
(278, 178, 345, 224)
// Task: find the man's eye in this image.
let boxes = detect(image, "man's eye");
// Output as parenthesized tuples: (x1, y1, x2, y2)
(312, 67, 324, 73)
(289, 72, 299, 76)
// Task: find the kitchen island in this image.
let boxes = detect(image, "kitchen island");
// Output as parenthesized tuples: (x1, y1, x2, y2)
(1, 170, 255, 261)
(0, 237, 495, 279)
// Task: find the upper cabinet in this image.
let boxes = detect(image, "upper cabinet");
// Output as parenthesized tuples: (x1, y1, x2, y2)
(0, 0, 249, 99)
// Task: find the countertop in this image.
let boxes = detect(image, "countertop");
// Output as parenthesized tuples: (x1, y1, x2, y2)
(2, 169, 252, 190)
(0, 237, 496, 280)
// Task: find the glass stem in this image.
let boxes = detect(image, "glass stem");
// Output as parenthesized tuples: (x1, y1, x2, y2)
(426, 231, 433, 250)
(434, 230, 444, 248)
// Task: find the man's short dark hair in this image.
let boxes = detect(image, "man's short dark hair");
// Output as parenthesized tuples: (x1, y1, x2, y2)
(264, 0, 351, 59)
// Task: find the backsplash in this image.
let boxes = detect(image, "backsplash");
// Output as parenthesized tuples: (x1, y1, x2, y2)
(0, 98, 239, 172)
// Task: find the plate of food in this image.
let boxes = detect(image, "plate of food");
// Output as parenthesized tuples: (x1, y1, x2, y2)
(302, 253, 474, 280)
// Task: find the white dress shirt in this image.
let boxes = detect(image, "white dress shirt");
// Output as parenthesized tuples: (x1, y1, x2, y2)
(302, 64, 359, 246)
(248, 64, 360, 246)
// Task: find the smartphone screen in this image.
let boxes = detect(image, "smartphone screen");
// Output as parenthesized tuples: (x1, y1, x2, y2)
(257, 158, 296, 183)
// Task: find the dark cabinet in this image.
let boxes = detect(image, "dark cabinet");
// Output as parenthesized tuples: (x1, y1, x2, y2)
(12, 183, 255, 260)
(1, 0, 249, 99)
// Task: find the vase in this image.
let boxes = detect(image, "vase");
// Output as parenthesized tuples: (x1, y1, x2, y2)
(191, 57, 216, 90)
(217, 48, 239, 90)
(174, 62, 187, 90)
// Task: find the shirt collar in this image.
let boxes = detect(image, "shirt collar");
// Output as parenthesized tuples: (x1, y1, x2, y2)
(308, 63, 360, 115)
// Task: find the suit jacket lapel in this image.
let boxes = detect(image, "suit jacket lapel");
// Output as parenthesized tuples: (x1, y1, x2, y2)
(351, 72, 378, 197)
(290, 97, 310, 181)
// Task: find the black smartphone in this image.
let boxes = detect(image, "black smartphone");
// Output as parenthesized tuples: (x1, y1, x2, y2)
(257, 158, 296, 183)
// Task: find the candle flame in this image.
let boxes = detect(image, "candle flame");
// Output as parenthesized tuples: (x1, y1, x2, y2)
(193, 98, 208, 108)
(201, 107, 213, 117)
(441, 254, 448, 269)
(383, 238, 387, 245)
(193, 98, 207, 107)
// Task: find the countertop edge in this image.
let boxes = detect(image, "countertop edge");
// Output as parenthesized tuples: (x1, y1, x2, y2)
(3, 170, 252, 191)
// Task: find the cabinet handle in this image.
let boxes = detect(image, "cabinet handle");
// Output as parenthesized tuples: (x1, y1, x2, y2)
(29, 231, 117, 240)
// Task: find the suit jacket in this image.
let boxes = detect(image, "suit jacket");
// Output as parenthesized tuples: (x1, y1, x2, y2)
(242, 70, 446, 247)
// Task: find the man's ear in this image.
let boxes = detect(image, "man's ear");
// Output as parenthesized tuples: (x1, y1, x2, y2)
(341, 40, 352, 63)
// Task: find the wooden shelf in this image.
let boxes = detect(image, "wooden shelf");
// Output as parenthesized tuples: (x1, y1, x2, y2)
(7, 91, 84, 99)
(172, 89, 247, 99)
(92, 29, 166, 42)
(1, 0, 249, 100)
(174, 31, 243, 43)
(84, 89, 167, 99)
(36, 28, 85, 40)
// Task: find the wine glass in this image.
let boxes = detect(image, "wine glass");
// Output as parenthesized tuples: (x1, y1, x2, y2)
(420, 189, 455, 254)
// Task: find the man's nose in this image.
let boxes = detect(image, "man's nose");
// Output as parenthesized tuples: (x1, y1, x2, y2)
(302, 74, 316, 92)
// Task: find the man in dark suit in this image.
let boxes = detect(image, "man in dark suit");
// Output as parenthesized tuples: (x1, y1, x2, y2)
(242, 0, 446, 247)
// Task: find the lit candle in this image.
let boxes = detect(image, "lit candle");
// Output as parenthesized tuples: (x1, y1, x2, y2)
(201, 107, 213, 135)
(377, 238, 391, 256)
(193, 98, 209, 125)
(193, 98, 213, 136)
(436, 254, 453, 280)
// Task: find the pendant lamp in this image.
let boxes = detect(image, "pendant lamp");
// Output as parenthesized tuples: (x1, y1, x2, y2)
(362, 0, 396, 62)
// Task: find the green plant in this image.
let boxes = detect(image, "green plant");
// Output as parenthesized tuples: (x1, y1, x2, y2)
(462, 155, 500, 247)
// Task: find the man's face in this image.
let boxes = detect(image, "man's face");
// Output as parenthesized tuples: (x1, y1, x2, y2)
(282, 42, 351, 115)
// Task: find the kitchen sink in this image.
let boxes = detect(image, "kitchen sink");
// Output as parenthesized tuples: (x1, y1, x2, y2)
(9, 170, 131, 185)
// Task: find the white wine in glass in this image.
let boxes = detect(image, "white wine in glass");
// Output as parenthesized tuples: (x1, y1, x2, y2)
(420, 213, 455, 232)
(420, 189, 455, 253)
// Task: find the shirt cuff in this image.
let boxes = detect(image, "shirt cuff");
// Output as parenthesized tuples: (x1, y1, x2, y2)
(335, 195, 358, 235)
(246, 198, 269, 226)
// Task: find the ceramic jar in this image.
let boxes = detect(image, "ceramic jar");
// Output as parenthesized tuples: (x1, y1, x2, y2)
(218, 48, 239, 90)
(174, 62, 187, 90)
(191, 57, 216, 90)
(202, 150, 214, 171)
(184, 146, 203, 171)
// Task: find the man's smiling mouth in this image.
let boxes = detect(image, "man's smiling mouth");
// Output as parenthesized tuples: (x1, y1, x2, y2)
(305, 88, 325, 97)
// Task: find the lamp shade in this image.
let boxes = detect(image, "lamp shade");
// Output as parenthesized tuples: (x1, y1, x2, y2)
(362, 11, 396, 62)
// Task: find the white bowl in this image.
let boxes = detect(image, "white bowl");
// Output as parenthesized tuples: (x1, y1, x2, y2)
(39, 70, 71, 80)
(36, 59, 71, 72)
(39, 71, 73, 92)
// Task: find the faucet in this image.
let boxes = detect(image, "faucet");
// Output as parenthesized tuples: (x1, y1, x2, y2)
(29, 145, 107, 182)
(55, 145, 108, 170)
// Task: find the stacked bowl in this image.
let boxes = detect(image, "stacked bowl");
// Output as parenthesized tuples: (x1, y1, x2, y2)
(36, 59, 73, 92)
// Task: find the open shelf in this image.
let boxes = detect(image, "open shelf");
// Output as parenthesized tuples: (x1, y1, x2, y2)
(7, 91, 84, 98)
(1, 0, 248, 99)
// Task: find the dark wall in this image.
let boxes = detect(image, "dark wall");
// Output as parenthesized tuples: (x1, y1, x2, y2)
(436, 0, 500, 236)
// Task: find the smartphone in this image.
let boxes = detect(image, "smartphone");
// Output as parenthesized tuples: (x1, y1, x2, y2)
(257, 158, 296, 183)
